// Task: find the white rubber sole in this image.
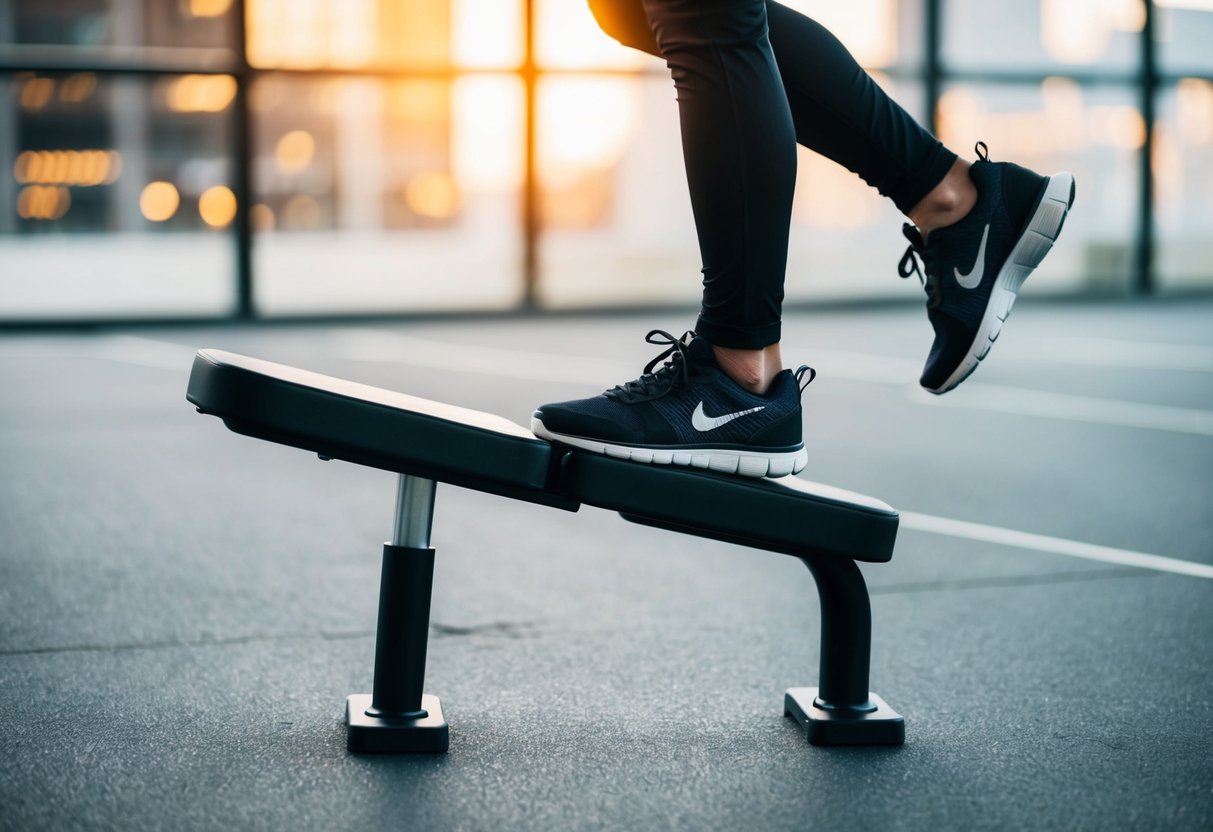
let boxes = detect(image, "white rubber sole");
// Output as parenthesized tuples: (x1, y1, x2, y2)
(531, 417, 807, 479)
(929, 171, 1077, 395)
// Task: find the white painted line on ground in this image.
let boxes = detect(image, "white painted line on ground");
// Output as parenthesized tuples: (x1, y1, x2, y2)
(906, 383, 1213, 437)
(85, 331, 1211, 437)
(32, 330, 1212, 580)
(900, 511, 1213, 580)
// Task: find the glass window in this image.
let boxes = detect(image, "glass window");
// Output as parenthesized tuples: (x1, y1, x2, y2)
(943, 0, 1143, 72)
(541, 0, 925, 73)
(536, 0, 653, 71)
(1154, 79, 1213, 292)
(785, 0, 925, 71)
(246, 0, 517, 71)
(538, 74, 931, 309)
(938, 80, 1140, 293)
(251, 75, 523, 315)
(1156, 0, 1213, 75)
(0, 72, 236, 319)
(0, 0, 235, 61)
(537, 75, 698, 309)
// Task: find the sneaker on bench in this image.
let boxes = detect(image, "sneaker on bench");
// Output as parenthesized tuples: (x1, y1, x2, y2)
(531, 330, 812, 479)
(899, 141, 1077, 394)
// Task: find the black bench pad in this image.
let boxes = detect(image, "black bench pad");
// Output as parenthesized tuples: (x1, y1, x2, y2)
(187, 349, 576, 510)
(187, 350, 898, 562)
(561, 453, 898, 563)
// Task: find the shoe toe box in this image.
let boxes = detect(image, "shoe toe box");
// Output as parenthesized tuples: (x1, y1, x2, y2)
(921, 312, 978, 392)
(533, 397, 642, 443)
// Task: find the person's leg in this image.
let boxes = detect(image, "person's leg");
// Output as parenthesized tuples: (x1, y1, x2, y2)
(588, 0, 961, 228)
(640, 0, 796, 395)
(530, 1, 809, 478)
(588, 0, 1076, 395)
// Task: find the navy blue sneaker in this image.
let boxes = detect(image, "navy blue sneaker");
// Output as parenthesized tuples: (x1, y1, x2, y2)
(900, 142, 1076, 394)
(531, 330, 813, 478)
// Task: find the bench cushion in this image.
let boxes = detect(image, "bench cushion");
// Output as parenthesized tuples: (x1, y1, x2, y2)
(188, 350, 898, 561)
(187, 350, 576, 510)
(561, 453, 898, 563)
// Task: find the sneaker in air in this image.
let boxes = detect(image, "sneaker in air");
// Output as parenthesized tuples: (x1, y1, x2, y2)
(531, 330, 813, 478)
(899, 142, 1076, 394)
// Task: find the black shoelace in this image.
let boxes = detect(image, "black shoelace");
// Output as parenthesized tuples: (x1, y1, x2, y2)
(898, 141, 991, 311)
(898, 223, 941, 309)
(605, 329, 695, 402)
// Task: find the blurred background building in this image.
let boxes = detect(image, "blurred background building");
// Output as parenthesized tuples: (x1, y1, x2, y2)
(0, 0, 1210, 323)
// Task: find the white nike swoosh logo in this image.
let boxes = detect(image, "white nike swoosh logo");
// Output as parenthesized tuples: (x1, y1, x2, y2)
(954, 223, 990, 289)
(691, 402, 765, 432)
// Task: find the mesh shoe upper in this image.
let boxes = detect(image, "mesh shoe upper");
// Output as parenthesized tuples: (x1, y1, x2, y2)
(534, 331, 806, 451)
(899, 143, 1048, 390)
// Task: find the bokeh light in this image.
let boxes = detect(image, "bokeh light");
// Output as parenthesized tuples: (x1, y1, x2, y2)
(199, 185, 238, 228)
(275, 130, 317, 175)
(140, 182, 181, 222)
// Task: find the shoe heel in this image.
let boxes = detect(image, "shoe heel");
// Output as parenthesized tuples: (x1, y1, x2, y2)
(1014, 172, 1074, 269)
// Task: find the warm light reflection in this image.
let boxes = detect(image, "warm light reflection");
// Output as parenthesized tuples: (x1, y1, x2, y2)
(251, 203, 276, 232)
(939, 82, 1144, 156)
(535, 0, 647, 69)
(19, 77, 55, 110)
(247, 0, 449, 68)
(17, 186, 71, 221)
(58, 73, 97, 104)
(1041, 0, 1143, 64)
(406, 171, 460, 219)
(453, 77, 523, 191)
(783, 0, 898, 67)
(14, 150, 122, 187)
(275, 130, 316, 174)
(189, 0, 234, 17)
(248, 0, 376, 68)
(140, 182, 181, 222)
(538, 78, 640, 189)
(199, 185, 238, 228)
(452, 0, 522, 68)
(167, 75, 237, 113)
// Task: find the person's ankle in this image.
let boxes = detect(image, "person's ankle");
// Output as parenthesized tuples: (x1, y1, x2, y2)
(711, 343, 782, 395)
(909, 158, 977, 240)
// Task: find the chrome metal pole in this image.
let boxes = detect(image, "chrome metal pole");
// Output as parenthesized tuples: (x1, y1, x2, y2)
(392, 474, 436, 549)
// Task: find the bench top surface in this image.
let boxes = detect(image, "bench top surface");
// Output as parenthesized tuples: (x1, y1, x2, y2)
(195, 349, 537, 439)
(187, 349, 567, 507)
(187, 349, 897, 561)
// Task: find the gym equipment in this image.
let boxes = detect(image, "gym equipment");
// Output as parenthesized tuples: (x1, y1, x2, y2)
(186, 349, 904, 751)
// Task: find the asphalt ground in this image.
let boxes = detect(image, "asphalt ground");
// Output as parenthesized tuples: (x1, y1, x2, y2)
(2, 298, 1211, 831)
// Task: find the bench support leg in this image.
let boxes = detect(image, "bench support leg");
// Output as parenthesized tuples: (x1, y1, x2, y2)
(346, 475, 449, 753)
(784, 555, 904, 746)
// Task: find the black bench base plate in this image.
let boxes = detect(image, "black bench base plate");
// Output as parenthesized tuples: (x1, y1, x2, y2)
(784, 688, 904, 746)
(346, 694, 449, 753)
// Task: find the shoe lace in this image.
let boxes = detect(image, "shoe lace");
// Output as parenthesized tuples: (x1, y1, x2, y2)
(898, 223, 941, 309)
(605, 329, 695, 401)
(898, 140, 991, 310)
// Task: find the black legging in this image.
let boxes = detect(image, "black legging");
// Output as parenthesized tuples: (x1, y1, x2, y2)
(587, 0, 956, 348)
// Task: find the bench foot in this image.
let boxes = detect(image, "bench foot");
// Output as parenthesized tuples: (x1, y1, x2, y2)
(784, 687, 904, 746)
(346, 693, 449, 753)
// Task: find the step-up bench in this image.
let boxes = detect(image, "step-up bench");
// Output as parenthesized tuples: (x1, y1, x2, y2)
(186, 349, 905, 751)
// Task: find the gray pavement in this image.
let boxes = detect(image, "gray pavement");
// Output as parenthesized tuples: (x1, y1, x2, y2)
(2, 298, 1212, 831)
